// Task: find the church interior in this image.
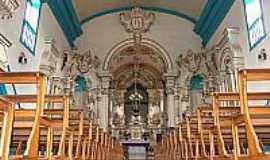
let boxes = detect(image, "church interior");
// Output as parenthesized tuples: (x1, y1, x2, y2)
(1, 0, 270, 159)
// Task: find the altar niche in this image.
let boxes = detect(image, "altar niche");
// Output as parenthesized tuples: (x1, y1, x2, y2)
(124, 83, 148, 126)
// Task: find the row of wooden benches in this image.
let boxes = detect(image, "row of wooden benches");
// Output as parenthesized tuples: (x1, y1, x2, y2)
(154, 69, 270, 160)
(0, 72, 125, 160)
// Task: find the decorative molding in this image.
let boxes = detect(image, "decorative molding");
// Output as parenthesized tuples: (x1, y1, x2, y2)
(164, 72, 177, 95)
(120, 7, 155, 44)
(80, 6, 197, 25)
(194, 0, 235, 46)
(176, 49, 202, 73)
(47, 0, 82, 48)
(0, 33, 11, 48)
(0, 0, 19, 19)
(216, 28, 244, 71)
(0, 33, 11, 70)
(103, 38, 172, 71)
(61, 49, 101, 78)
(39, 38, 59, 76)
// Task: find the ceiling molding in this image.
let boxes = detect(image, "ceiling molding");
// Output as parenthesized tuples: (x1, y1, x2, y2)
(80, 6, 198, 25)
(46, 0, 82, 48)
(46, 1, 234, 48)
(194, 0, 235, 46)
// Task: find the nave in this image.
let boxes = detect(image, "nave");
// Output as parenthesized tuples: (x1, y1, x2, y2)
(2, 0, 270, 159)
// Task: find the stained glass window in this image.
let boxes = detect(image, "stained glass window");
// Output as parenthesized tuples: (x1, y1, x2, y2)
(20, 0, 42, 54)
(243, 0, 266, 50)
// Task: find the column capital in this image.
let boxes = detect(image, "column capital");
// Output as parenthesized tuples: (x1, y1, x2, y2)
(98, 71, 112, 95)
(164, 72, 177, 80)
(98, 71, 112, 80)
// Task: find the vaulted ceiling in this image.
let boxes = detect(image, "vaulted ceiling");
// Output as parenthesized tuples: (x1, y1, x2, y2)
(47, 0, 235, 47)
(73, 0, 207, 21)
(108, 44, 166, 89)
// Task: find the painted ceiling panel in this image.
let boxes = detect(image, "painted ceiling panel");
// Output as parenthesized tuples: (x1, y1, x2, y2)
(73, 0, 207, 21)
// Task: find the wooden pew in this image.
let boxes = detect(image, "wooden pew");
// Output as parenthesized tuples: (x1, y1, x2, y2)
(213, 92, 270, 160)
(0, 72, 125, 160)
(238, 69, 270, 158)
(0, 97, 15, 160)
(0, 72, 46, 158)
(178, 93, 270, 160)
(0, 95, 70, 159)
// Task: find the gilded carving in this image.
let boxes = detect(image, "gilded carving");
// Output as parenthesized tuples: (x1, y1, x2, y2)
(0, 0, 19, 19)
(176, 49, 202, 73)
(120, 7, 155, 43)
(61, 50, 101, 77)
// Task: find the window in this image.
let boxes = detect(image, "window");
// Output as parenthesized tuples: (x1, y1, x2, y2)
(20, 0, 42, 54)
(243, 0, 266, 50)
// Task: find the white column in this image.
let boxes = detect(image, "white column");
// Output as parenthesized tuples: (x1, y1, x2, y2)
(109, 95, 113, 127)
(100, 90, 109, 131)
(159, 89, 164, 127)
(160, 90, 164, 112)
(180, 87, 189, 116)
(178, 93, 183, 122)
(165, 73, 177, 128)
(99, 72, 112, 132)
(96, 95, 101, 125)
(174, 95, 180, 124)
(166, 88, 175, 127)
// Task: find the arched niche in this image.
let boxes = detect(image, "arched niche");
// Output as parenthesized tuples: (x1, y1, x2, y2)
(189, 74, 204, 111)
(190, 74, 204, 91)
(73, 75, 90, 107)
(74, 75, 88, 92)
(124, 83, 148, 125)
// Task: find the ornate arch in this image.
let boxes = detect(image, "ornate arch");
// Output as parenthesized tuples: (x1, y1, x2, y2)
(103, 38, 173, 72)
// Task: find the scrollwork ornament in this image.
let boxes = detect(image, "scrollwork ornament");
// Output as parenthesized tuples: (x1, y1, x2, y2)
(120, 7, 155, 44)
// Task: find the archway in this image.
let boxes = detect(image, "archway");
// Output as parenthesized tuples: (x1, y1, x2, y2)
(103, 38, 173, 71)
(105, 39, 171, 142)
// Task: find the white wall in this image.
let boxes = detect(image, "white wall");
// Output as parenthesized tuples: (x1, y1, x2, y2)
(207, 0, 270, 93)
(0, 2, 69, 72)
(207, 0, 270, 69)
(76, 13, 202, 72)
(0, 1, 70, 96)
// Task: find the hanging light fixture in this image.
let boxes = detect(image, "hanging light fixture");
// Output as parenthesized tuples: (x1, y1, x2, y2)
(129, 57, 143, 116)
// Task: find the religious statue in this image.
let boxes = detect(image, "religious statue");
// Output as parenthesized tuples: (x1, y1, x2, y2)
(148, 103, 161, 125)
(61, 50, 101, 78)
(113, 105, 125, 126)
(76, 50, 92, 74)
(176, 49, 202, 73)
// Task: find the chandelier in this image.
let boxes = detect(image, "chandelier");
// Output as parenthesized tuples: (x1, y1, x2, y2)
(129, 58, 143, 115)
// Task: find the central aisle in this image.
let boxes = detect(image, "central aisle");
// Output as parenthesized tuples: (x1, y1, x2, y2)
(128, 146, 146, 160)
